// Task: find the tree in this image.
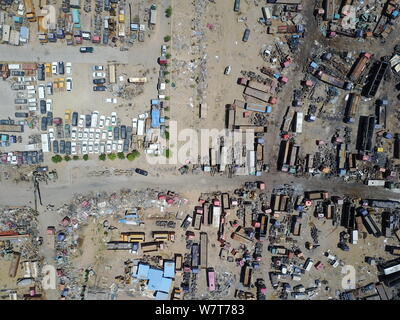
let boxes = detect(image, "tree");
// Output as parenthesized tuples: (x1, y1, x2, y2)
(117, 152, 125, 160)
(165, 6, 172, 17)
(164, 35, 171, 42)
(108, 153, 117, 160)
(51, 155, 62, 163)
(166, 53, 171, 59)
(165, 96, 170, 100)
(64, 155, 71, 161)
(165, 79, 170, 83)
(164, 71, 170, 75)
(99, 154, 106, 161)
(73, 155, 79, 160)
(164, 149, 172, 158)
(83, 154, 89, 161)
(164, 131, 170, 140)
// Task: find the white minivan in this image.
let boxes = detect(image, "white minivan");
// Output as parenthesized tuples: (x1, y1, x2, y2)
(351, 230, 358, 245)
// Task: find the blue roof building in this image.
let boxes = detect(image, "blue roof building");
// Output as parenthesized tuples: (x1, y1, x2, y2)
(136, 263, 150, 280)
(148, 268, 163, 291)
(151, 107, 160, 128)
(163, 261, 175, 278)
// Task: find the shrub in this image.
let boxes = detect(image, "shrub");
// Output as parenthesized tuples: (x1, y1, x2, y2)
(51, 155, 62, 163)
(108, 153, 117, 160)
(117, 152, 125, 160)
(165, 6, 172, 17)
(64, 155, 71, 161)
(164, 35, 171, 42)
(166, 53, 171, 59)
(127, 150, 140, 161)
(83, 154, 89, 161)
(73, 155, 79, 160)
(99, 154, 106, 161)
(164, 131, 170, 140)
(165, 79, 170, 83)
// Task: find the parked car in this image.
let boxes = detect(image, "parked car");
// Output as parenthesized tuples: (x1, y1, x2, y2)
(66, 62, 72, 75)
(65, 141, 71, 155)
(135, 168, 148, 176)
(93, 86, 106, 91)
(59, 140, 65, 154)
(51, 62, 58, 74)
(243, 28, 250, 42)
(47, 112, 53, 126)
(93, 65, 104, 70)
(105, 98, 117, 103)
(53, 140, 59, 154)
(93, 78, 106, 85)
(78, 115, 85, 127)
(93, 72, 106, 78)
(113, 126, 120, 140)
(46, 82, 53, 95)
(40, 100, 47, 114)
(111, 112, 117, 125)
(121, 125, 127, 139)
(58, 62, 65, 75)
(85, 114, 91, 127)
(72, 112, 78, 126)
(66, 78, 72, 91)
(80, 47, 94, 53)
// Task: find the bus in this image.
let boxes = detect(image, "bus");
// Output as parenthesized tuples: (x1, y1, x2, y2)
(349, 53, 372, 82)
(258, 214, 268, 240)
(191, 243, 200, 267)
(9, 252, 20, 278)
(141, 241, 161, 253)
(108, 64, 116, 84)
(206, 268, 216, 291)
(120, 232, 145, 242)
(174, 254, 183, 271)
(241, 265, 253, 287)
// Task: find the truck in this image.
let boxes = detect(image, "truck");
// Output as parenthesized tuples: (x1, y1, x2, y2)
(46, 226, 56, 249)
(128, 77, 147, 83)
(294, 112, 303, 133)
(0, 124, 24, 132)
(244, 86, 269, 102)
(344, 93, 360, 123)
(24, 0, 36, 22)
(245, 102, 272, 113)
(349, 53, 372, 82)
(268, 24, 304, 34)
(316, 70, 353, 90)
(150, 4, 157, 25)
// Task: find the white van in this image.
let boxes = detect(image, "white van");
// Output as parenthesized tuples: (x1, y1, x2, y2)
(303, 258, 313, 271)
(91, 111, 99, 128)
(351, 230, 358, 245)
(38, 85, 45, 99)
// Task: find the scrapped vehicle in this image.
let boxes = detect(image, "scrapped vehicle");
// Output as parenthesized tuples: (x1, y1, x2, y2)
(72, 112, 78, 126)
(93, 85, 106, 91)
(93, 78, 106, 85)
(243, 28, 250, 42)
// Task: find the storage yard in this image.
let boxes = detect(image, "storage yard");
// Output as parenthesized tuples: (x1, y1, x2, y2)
(0, 0, 400, 302)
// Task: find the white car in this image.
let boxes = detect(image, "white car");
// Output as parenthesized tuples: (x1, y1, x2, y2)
(78, 129, 83, 140)
(94, 142, 100, 154)
(71, 142, 77, 155)
(138, 113, 149, 119)
(91, 111, 99, 127)
(106, 142, 112, 153)
(105, 98, 117, 103)
(48, 128, 55, 141)
(89, 128, 95, 140)
(71, 128, 77, 140)
(117, 140, 123, 152)
(111, 112, 117, 126)
(99, 115, 105, 129)
(78, 115, 85, 127)
(100, 143, 105, 154)
(82, 142, 88, 154)
(51, 62, 58, 74)
(108, 130, 113, 139)
(101, 130, 107, 140)
(88, 141, 94, 153)
(105, 117, 111, 127)
(132, 118, 138, 128)
(83, 128, 89, 140)
(95, 129, 101, 140)
(46, 99, 52, 111)
(93, 65, 104, 71)
(66, 62, 72, 75)
(112, 142, 117, 152)
(93, 72, 106, 78)
(161, 45, 167, 54)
